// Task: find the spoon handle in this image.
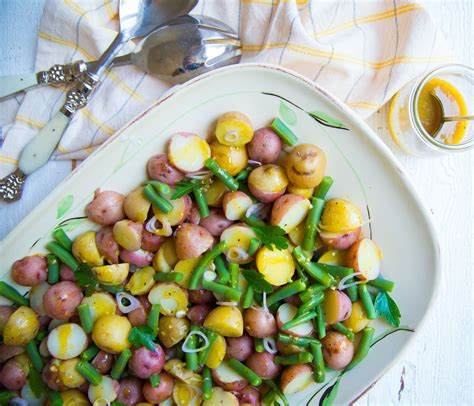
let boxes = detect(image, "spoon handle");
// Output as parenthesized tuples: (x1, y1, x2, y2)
(443, 115, 474, 122)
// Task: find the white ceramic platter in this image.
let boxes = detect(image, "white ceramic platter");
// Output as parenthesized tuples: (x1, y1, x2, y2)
(0, 64, 440, 404)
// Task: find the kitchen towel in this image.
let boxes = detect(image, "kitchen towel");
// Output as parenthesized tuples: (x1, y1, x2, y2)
(0, 0, 453, 178)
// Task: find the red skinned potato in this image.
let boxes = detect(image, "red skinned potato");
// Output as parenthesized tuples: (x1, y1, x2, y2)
(0, 306, 14, 335)
(119, 248, 153, 267)
(127, 305, 147, 327)
(276, 303, 313, 337)
(86, 189, 126, 225)
(223, 191, 253, 221)
(91, 350, 114, 374)
(236, 385, 261, 406)
(244, 307, 277, 338)
(0, 357, 28, 390)
(270, 194, 311, 233)
(186, 304, 213, 326)
(59, 264, 76, 282)
(346, 238, 382, 281)
(12, 255, 48, 286)
(321, 331, 354, 370)
(323, 290, 352, 324)
(43, 281, 83, 320)
(42, 359, 68, 391)
(248, 164, 288, 203)
(320, 227, 361, 250)
(147, 153, 184, 186)
(280, 363, 313, 395)
(0, 344, 24, 363)
(129, 345, 166, 379)
(142, 230, 165, 253)
(247, 127, 282, 164)
(96, 226, 120, 264)
(225, 333, 253, 362)
(143, 372, 174, 403)
(188, 289, 216, 305)
(175, 224, 213, 260)
(200, 208, 234, 236)
(246, 352, 282, 379)
(211, 360, 248, 391)
(117, 377, 145, 406)
(187, 204, 201, 225)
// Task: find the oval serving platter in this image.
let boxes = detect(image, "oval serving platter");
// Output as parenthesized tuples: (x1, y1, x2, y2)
(0, 64, 440, 405)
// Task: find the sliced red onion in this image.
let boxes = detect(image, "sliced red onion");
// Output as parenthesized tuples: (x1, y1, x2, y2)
(146, 216, 172, 237)
(245, 202, 264, 218)
(116, 292, 141, 314)
(182, 330, 209, 353)
(203, 271, 217, 281)
(338, 272, 364, 290)
(186, 171, 211, 180)
(262, 291, 268, 311)
(225, 247, 250, 263)
(263, 337, 277, 354)
(10, 398, 28, 406)
(224, 131, 239, 142)
(247, 159, 262, 166)
(216, 301, 239, 306)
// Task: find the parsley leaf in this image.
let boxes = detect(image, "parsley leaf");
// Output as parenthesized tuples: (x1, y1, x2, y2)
(374, 291, 401, 327)
(128, 326, 156, 351)
(250, 223, 288, 251)
(28, 366, 47, 398)
(242, 269, 273, 294)
(171, 179, 203, 200)
(75, 263, 123, 296)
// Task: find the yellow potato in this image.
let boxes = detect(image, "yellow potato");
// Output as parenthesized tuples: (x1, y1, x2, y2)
(205, 334, 226, 368)
(346, 238, 382, 281)
(168, 132, 211, 173)
(125, 266, 155, 295)
(92, 314, 132, 354)
(343, 300, 370, 333)
(124, 187, 152, 223)
(287, 185, 314, 199)
(148, 283, 188, 317)
(319, 199, 363, 233)
(88, 375, 119, 403)
(3, 306, 39, 346)
(93, 263, 129, 285)
(57, 389, 89, 406)
(223, 191, 253, 221)
(248, 164, 288, 203)
(72, 231, 104, 267)
(158, 316, 190, 348)
(152, 238, 179, 272)
(288, 221, 324, 252)
(113, 220, 143, 251)
(210, 141, 248, 176)
(220, 224, 257, 263)
(152, 193, 191, 227)
(284, 144, 326, 189)
(81, 292, 116, 323)
(323, 290, 352, 325)
(173, 381, 202, 406)
(204, 179, 229, 207)
(174, 257, 202, 288)
(58, 358, 86, 388)
(215, 111, 254, 147)
(164, 359, 203, 386)
(270, 194, 311, 233)
(256, 246, 295, 286)
(318, 249, 346, 265)
(203, 387, 239, 406)
(203, 306, 243, 337)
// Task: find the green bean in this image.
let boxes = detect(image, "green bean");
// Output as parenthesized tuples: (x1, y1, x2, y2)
(228, 263, 240, 290)
(254, 338, 264, 353)
(296, 291, 324, 317)
(275, 352, 313, 365)
(110, 349, 132, 380)
(153, 272, 184, 283)
(278, 333, 319, 347)
(81, 345, 100, 361)
(235, 168, 250, 182)
(0, 391, 15, 403)
(242, 285, 254, 309)
(332, 322, 355, 341)
(242, 213, 266, 228)
(247, 237, 260, 256)
(281, 311, 317, 331)
(237, 182, 255, 201)
(299, 283, 326, 303)
(292, 247, 334, 287)
(147, 304, 161, 337)
(214, 255, 230, 284)
(271, 118, 298, 146)
(202, 366, 213, 400)
(47, 390, 63, 406)
(204, 158, 239, 191)
(315, 263, 359, 301)
(295, 262, 308, 284)
(26, 340, 44, 371)
(266, 279, 307, 307)
(202, 279, 241, 302)
(310, 342, 325, 383)
(302, 197, 325, 252)
(46, 241, 79, 271)
(188, 241, 228, 289)
(143, 180, 171, 195)
(198, 331, 217, 365)
(368, 276, 395, 292)
(185, 327, 199, 371)
(150, 373, 161, 388)
(344, 327, 375, 372)
(76, 360, 103, 385)
(262, 390, 276, 405)
(358, 284, 376, 319)
(228, 358, 262, 386)
(52, 228, 73, 251)
(143, 184, 173, 214)
(46, 254, 60, 284)
(35, 330, 47, 342)
(0, 281, 29, 306)
(313, 176, 334, 199)
(315, 304, 326, 339)
(77, 303, 93, 334)
(193, 188, 209, 218)
(264, 379, 289, 406)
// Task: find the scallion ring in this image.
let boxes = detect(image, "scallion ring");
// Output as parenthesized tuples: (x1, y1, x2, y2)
(116, 292, 141, 314)
(181, 330, 209, 353)
(263, 337, 278, 354)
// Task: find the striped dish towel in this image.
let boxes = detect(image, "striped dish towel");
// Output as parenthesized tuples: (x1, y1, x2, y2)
(0, 0, 453, 178)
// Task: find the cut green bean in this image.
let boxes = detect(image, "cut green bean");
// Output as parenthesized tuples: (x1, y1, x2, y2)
(271, 117, 298, 146)
(47, 390, 63, 406)
(26, 340, 44, 371)
(0, 391, 15, 403)
(77, 303, 93, 334)
(193, 188, 209, 219)
(266, 279, 307, 308)
(153, 272, 184, 283)
(316, 263, 358, 301)
(147, 304, 161, 337)
(46, 241, 79, 271)
(296, 291, 324, 317)
(81, 345, 100, 361)
(110, 349, 132, 380)
(275, 352, 313, 365)
(247, 237, 260, 256)
(333, 322, 355, 341)
(150, 373, 161, 388)
(188, 241, 228, 289)
(229, 263, 239, 290)
(47, 254, 60, 284)
(235, 168, 250, 182)
(295, 262, 308, 284)
(143, 180, 171, 195)
(198, 331, 217, 365)
(313, 176, 334, 199)
(76, 360, 103, 385)
(368, 276, 395, 292)
(264, 379, 289, 406)
(299, 283, 326, 303)
(202, 279, 241, 302)
(310, 342, 326, 383)
(344, 327, 375, 372)
(302, 197, 325, 252)
(292, 246, 334, 287)
(315, 304, 326, 339)
(35, 330, 47, 342)
(242, 285, 254, 309)
(185, 327, 199, 371)
(358, 284, 376, 319)
(228, 358, 262, 386)
(204, 158, 239, 191)
(214, 255, 230, 284)
(202, 367, 213, 400)
(278, 333, 319, 347)
(0, 281, 29, 306)
(281, 311, 317, 331)
(143, 184, 173, 214)
(52, 228, 73, 251)
(254, 338, 264, 353)
(237, 182, 256, 201)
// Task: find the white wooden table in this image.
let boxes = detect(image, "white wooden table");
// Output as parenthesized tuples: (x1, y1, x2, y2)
(0, 1, 472, 404)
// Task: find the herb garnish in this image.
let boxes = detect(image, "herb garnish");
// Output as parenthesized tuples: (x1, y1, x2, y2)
(28, 366, 47, 398)
(171, 179, 203, 199)
(128, 326, 156, 351)
(374, 291, 401, 327)
(242, 269, 273, 294)
(242, 215, 288, 251)
(75, 263, 123, 296)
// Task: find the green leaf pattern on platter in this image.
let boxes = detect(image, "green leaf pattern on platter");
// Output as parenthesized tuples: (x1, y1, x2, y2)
(56, 194, 73, 219)
(309, 111, 348, 130)
(279, 100, 297, 126)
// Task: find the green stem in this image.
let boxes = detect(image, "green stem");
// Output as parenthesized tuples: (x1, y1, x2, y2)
(143, 180, 171, 196)
(296, 291, 324, 317)
(150, 373, 161, 388)
(214, 255, 230, 284)
(228, 263, 239, 290)
(247, 237, 260, 256)
(198, 331, 217, 365)
(76, 360, 103, 385)
(53, 228, 73, 251)
(153, 272, 183, 283)
(315, 304, 326, 339)
(47, 254, 60, 284)
(310, 342, 326, 383)
(313, 176, 334, 199)
(344, 327, 375, 372)
(358, 284, 376, 319)
(185, 327, 200, 371)
(202, 367, 213, 400)
(278, 333, 319, 347)
(292, 246, 334, 287)
(254, 338, 264, 353)
(77, 303, 93, 334)
(332, 322, 355, 341)
(147, 304, 161, 337)
(299, 283, 326, 303)
(202, 279, 241, 302)
(368, 276, 395, 292)
(242, 285, 254, 309)
(81, 345, 100, 361)
(26, 340, 44, 371)
(281, 311, 317, 331)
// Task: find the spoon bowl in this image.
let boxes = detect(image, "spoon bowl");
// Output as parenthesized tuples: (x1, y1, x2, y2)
(430, 91, 474, 138)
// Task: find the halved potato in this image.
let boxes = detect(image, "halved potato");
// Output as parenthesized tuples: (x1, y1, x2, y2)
(72, 231, 104, 267)
(280, 364, 313, 395)
(318, 249, 346, 266)
(47, 323, 88, 360)
(287, 185, 314, 199)
(81, 292, 116, 323)
(323, 290, 352, 324)
(319, 199, 362, 233)
(255, 246, 295, 286)
(152, 194, 192, 227)
(215, 112, 253, 147)
(173, 381, 202, 406)
(343, 300, 370, 333)
(168, 132, 211, 173)
(270, 194, 311, 233)
(203, 306, 243, 337)
(125, 266, 155, 295)
(175, 224, 213, 260)
(210, 141, 248, 176)
(152, 238, 179, 273)
(319, 227, 361, 250)
(211, 360, 248, 391)
(345, 238, 382, 281)
(112, 220, 143, 252)
(124, 187, 151, 223)
(223, 192, 253, 221)
(93, 263, 129, 285)
(204, 180, 229, 207)
(148, 283, 188, 316)
(276, 303, 313, 337)
(220, 224, 257, 264)
(203, 387, 238, 406)
(205, 334, 226, 369)
(174, 257, 202, 288)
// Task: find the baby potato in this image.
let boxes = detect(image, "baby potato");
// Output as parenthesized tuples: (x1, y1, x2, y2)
(188, 289, 216, 305)
(247, 127, 282, 164)
(223, 191, 253, 221)
(203, 387, 239, 406)
(285, 143, 326, 189)
(152, 194, 192, 227)
(120, 248, 154, 267)
(158, 316, 190, 348)
(321, 330, 354, 370)
(148, 283, 188, 317)
(118, 377, 145, 406)
(88, 375, 119, 403)
(96, 226, 120, 264)
(343, 300, 370, 333)
(226, 333, 253, 362)
(143, 372, 175, 404)
(256, 246, 295, 286)
(187, 304, 212, 326)
(58, 358, 86, 388)
(164, 359, 203, 386)
(91, 350, 114, 374)
(124, 187, 152, 223)
(175, 224, 213, 260)
(29, 282, 50, 316)
(173, 381, 202, 406)
(147, 153, 185, 186)
(152, 237, 179, 272)
(58, 389, 89, 406)
(210, 141, 248, 176)
(203, 306, 243, 337)
(3, 306, 39, 345)
(248, 164, 288, 203)
(0, 306, 14, 335)
(47, 323, 88, 360)
(129, 345, 166, 379)
(174, 257, 201, 288)
(346, 238, 382, 281)
(0, 356, 28, 390)
(200, 208, 234, 236)
(235, 386, 261, 406)
(216, 111, 253, 147)
(244, 307, 277, 338)
(113, 220, 143, 252)
(81, 292, 116, 323)
(280, 364, 313, 395)
(92, 314, 132, 354)
(72, 231, 104, 267)
(204, 180, 229, 207)
(318, 249, 346, 266)
(12, 255, 48, 286)
(86, 189, 126, 226)
(142, 230, 165, 253)
(270, 193, 311, 233)
(205, 334, 226, 368)
(319, 199, 363, 233)
(319, 228, 361, 250)
(126, 266, 155, 295)
(246, 352, 282, 379)
(220, 224, 257, 264)
(42, 359, 68, 391)
(0, 344, 24, 363)
(211, 360, 248, 391)
(287, 185, 314, 199)
(323, 290, 352, 324)
(168, 132, 211, 173)
(276, 303, 313, 337)
(93, 263, 129, 285)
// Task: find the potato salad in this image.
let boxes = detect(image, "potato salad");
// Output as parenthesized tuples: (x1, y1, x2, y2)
(0, 111, 400, 406)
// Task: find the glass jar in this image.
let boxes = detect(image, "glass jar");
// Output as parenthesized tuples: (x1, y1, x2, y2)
(388, 64, 473, 157)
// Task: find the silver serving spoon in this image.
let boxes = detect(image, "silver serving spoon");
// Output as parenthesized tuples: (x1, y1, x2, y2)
(0, 0, 197, 202)
(430, 91, 474, 138)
